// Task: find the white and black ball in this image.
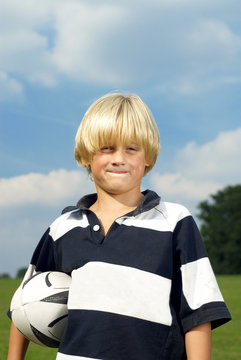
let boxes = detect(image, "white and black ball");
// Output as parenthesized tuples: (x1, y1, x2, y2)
(10, 271, 71, 347)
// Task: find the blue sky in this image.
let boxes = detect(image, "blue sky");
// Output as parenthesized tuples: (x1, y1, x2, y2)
(1, 0, 241, 277)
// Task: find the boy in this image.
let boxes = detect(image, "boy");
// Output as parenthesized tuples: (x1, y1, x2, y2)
(8, 93, 231, 360)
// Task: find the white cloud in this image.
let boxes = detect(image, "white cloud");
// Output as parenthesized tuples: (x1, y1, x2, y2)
(150, 172, 222, 216)
(1, 1, 241, 99)
(50, 2, 127, 84)
(0, 204, 59, 277)
(0, 167, 96, 277)
(0, 169, 95, 208)
(187, 20, 241, 74)
(158, 18, 241, 96)
(175, 127, 241, 182)
(0, 71, 23, 101)
(150, 127, 241, 213)
(190, 19, 241, 50)
(0, 1, 47, 31)
(151, 173, 220, 201)
(0, 9, 57, 88)
(0, 0, 129, 94)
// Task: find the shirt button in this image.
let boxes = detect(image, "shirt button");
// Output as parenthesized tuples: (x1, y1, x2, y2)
(93, 224, 100, 231)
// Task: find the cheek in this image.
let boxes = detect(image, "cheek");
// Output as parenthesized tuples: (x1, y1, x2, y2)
(92, 163, 102, 173)
(90, 157, 109, 176)
(133, 159, 147, 174)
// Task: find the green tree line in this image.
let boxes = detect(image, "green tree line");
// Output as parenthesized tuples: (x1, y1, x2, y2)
(0, 267, 28, 279)
(197, 184, 241, 274)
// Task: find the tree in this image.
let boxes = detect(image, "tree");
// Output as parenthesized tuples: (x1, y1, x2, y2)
(16, 267, 28, 278)
(0, 273, 11, 279)
(197, 184, 241, 274)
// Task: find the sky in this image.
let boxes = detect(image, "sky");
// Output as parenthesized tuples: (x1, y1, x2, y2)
(1, 0, 241, 277)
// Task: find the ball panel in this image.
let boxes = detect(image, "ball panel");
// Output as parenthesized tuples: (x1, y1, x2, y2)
(30, 324, 60, 348)
(48, 313, 68, 328)
(22, 272, 71, 304)
(11, 306, 44, 346)
(47, 314, 68, 340)
(41, 290, 69, 304)
(25, 302, 68, 337)
(46, 272, 71, 289)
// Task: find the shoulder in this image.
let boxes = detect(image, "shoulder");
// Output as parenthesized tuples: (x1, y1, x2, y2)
(126, 199, 192, 233)
(149, 201, 193, 233)
(49, 208, 88, 242)
(155, 201, 191, 222)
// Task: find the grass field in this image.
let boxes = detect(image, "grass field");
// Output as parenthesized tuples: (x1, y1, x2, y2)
(1, 276, 240, 359)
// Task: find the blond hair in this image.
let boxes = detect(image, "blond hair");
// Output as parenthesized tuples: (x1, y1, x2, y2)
(74, 93, 161, 175)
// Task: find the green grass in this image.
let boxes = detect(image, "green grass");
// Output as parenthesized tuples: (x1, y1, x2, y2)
(0, 276, 240, 359)
(211, 276, 241, 359)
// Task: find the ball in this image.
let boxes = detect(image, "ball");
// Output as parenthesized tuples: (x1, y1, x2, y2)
(10, 271, 71, 347)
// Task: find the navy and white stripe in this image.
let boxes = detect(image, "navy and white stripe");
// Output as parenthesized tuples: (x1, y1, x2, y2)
(69, 262, 172, 326)
(27, 190, 231, 360)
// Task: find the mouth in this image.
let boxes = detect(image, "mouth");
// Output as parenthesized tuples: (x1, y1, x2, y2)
(106, 170, 128, 175)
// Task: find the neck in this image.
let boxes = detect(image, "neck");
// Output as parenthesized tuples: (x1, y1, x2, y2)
(92, 186, 144, 213)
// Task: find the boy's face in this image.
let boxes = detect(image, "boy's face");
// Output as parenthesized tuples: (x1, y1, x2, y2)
(89, 144, 149, 196)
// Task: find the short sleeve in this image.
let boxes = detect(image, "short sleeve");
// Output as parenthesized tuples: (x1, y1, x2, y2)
(172, 213, 231, 333)
(30, 228, 56, 272)
(17, 227, 57, 287)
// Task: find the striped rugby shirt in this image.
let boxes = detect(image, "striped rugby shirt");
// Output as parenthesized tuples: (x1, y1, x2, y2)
(29, 190, 231, 360)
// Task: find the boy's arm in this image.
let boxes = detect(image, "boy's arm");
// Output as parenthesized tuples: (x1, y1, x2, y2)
(185, 322, 211, 360)
(7, 322, 29, 360)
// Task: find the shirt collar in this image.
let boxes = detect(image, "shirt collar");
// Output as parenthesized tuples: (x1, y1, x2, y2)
(62, 190, 160, 216)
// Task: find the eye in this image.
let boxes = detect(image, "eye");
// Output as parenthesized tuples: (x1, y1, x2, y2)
(127, 146, 138, 152)
(100, 146, 113, 153)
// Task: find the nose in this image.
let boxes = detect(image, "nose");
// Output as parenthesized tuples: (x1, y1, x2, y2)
(111, 149, 125, 165)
